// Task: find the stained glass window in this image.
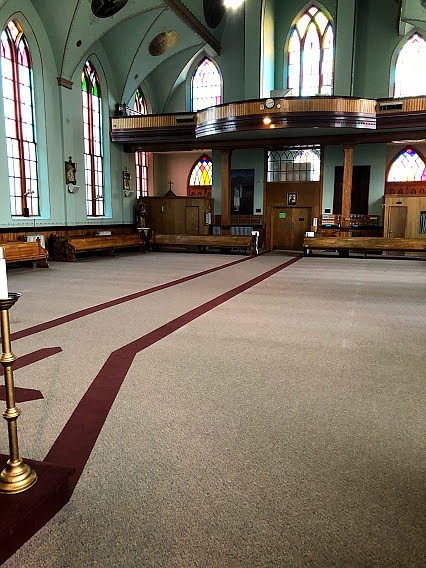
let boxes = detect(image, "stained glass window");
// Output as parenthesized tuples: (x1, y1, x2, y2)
(287, 5, 334, 96)
(133, 88, 148, 197)
(191, 57, 222, 111)
(1, 20, 39, 216)
(387, 147, 426, 182)
(394, 33, 426, 97)
(267, 148, 321, 182)
(82, 61, 103, 216)
(189, 155, 213, 185)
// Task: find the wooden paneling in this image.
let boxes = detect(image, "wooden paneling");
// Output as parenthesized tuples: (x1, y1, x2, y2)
(385, 181, 426, 196)
(197, 97, 377, 123)
(137, 196, 213, 236)
(384, 195, 426, 239)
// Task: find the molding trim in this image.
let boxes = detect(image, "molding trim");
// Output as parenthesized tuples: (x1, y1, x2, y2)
(57, 77, 74, 89)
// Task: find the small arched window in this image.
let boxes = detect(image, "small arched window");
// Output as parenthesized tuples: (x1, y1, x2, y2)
(82, 60, 103, 216)
(1, 20, 39, 216)
(188, 154, 212, 197)
(287, 4, 334, 96)
(134, 88, 148, 197)
(191, 57, 222, 111)
(394, 33, 426, 97)
(387, 147, 426, 182)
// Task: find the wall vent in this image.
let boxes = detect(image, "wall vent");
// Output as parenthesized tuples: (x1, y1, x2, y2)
(379, 103, 403, 111)
(176, 115, 195, 124)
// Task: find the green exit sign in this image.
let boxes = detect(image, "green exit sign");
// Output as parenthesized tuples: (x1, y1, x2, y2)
(279, 212, 286, 219)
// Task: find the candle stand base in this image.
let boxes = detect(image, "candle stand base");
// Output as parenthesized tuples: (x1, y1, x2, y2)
(0, 459, 38, 494)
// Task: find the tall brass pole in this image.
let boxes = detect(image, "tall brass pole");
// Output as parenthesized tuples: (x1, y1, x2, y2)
(0, 293, 37, 494)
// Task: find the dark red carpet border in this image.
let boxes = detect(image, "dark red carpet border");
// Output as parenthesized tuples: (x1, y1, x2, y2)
(11, 254, 260, 342)
(45, 255, 302, 488)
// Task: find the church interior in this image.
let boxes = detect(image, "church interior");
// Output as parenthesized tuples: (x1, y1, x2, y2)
(0, 0, 425, 566)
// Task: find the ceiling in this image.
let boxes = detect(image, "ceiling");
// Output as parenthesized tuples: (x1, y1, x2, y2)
(27, 0, 225, 103)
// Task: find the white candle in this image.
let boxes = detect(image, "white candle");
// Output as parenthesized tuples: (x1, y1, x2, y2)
(0, 246, 9, 299)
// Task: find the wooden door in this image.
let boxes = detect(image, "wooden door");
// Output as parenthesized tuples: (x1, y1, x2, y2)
(272, 207, 312, 250)
(185, 206, 199, 235)
(292, 208, 312, 248)
(387, 206, 407, 238)
(273, 208, 293, 249)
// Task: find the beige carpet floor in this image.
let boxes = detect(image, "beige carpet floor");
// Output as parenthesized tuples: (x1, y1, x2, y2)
(1, 251, 425, 568)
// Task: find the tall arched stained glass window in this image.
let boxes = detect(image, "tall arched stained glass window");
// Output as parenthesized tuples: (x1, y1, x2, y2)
(134, 88, 148, 197)
(82, 60, 103, 216)
(287, 5, 334, 96)
(191, 57, 222, 111)
(387, 147, 426, 182)
(1, 20, 39, 216)
(394, 33, 426, 97)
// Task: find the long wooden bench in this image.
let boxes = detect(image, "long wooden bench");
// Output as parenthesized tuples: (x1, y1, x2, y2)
(303, 236, 426, 257)
(152, 234, 257, 255)
(50, 234, 144, 262)
(1, 239, 49, 268)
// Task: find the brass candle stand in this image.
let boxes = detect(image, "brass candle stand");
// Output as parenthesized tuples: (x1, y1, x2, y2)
(0, 293, 37, 494)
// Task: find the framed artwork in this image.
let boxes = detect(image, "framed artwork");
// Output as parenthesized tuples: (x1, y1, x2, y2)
(65, 157, 77, 185)
(231, 169, 254, 214)
(287, 192, 297, 206)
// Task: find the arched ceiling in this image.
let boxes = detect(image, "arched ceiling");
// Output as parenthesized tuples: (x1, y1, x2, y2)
(29, 0, 225, 99)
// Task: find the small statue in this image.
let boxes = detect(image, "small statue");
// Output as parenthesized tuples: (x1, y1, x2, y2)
(136, 202, 147, 228)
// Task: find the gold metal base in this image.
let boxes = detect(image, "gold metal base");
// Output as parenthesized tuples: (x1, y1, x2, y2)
(0, 459, 38, 494)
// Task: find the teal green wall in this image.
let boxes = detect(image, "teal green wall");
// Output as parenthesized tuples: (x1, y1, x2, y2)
(352, 0, 400, 98)
(322, 144, 387, 217)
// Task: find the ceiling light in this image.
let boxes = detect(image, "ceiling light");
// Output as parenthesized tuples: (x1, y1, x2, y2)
(224, 0, 245, 9)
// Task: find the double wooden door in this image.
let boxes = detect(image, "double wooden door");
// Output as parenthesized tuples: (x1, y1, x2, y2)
(272, 207, 312, 250)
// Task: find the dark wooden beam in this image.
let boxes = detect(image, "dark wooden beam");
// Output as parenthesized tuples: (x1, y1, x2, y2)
(164, 0, 221, 55)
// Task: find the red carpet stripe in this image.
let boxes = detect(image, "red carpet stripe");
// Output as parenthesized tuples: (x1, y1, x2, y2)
(11, 254, 260, 342)
(0, 386, 44, 403)
(45, 255, 302, 489)
(0, 347, 62, 377)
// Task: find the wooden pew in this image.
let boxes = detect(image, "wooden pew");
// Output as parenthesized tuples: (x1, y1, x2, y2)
(1, 239, 49, 268)
(152, 234, 257, 255)
(303, 236, 426, 257)
(51, 234, 144, 262)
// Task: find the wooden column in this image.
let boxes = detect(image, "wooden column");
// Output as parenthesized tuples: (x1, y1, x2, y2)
(221, 149, 231, 227)
(341, 145, 354, 228)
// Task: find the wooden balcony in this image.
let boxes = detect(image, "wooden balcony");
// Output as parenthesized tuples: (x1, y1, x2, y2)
(110, 96, 426, 151)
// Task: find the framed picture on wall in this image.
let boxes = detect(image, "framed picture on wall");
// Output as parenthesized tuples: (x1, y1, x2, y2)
(231, 169, 254, 214)
(287, 192, 297, 206)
